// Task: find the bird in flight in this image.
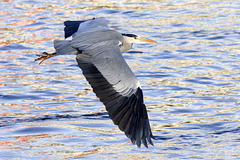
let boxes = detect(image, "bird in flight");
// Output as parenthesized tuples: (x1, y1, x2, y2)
(35, 17, 157, 148)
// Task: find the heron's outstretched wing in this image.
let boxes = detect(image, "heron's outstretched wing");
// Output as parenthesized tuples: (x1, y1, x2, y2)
(64, 18, 110, 39)
(76, 45, 154, 147)
(64, 20, 86, 39)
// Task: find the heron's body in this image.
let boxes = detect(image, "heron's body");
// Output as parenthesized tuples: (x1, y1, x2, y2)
(36, 18, 156, 148)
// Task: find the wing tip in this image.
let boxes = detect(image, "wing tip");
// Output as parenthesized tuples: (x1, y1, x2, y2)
(63, 20, 85, 39)
(130, 134, 154, 148)
(122, 116, 154, 148)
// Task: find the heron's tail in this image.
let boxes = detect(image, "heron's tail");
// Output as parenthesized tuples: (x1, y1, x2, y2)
(54, 40, 78, 55)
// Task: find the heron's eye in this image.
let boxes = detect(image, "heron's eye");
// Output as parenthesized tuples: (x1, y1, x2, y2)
(119, 41, 123, 46)
(134, 37, 137, 39)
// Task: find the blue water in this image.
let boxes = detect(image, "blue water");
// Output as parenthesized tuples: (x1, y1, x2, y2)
(0, 0, 240, 159)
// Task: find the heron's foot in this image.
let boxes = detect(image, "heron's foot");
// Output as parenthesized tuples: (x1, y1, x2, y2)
(35, 52, 58, 64)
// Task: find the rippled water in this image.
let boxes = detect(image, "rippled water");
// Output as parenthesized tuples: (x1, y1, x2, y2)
(1, 0, 240, 159)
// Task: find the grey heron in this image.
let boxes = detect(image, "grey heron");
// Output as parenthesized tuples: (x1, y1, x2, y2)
(35, 17, 157, 148)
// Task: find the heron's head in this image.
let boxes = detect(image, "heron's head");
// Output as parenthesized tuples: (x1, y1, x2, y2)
(122, 33, 157, 44)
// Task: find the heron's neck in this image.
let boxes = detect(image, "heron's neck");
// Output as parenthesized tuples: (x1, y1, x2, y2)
(120, 36, 133, 52)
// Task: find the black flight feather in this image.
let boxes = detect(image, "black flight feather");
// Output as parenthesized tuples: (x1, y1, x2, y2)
(64, 20, 86, 39)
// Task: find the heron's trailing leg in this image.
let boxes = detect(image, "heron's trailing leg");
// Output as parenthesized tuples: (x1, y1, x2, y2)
(35, 52, 58, 64)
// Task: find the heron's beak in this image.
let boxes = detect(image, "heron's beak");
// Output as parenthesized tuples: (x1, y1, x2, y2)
(138, 37, 157, 43)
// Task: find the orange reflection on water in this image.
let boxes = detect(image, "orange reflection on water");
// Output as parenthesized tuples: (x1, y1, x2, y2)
(24, 8, 45, 17)
(34, 36, 58, 45)
(2, 0, 12, 2)
(64, 148, 100, 159)
(0, 51, 10, 55)
(0, 133, 50, 149)
(10, 19, 36, 26)
(0, 11, 8, 16)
